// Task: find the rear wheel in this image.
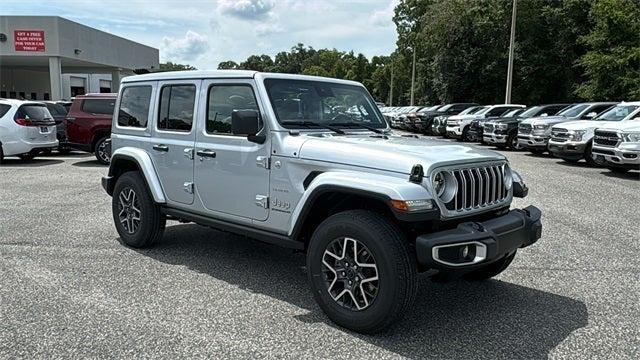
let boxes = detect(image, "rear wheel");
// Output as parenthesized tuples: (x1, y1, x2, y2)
(306, 210, 417, 334)
(464, 252, 516, 281)
(112, 172, 166, 248)
(461, 126, 470, 142)
(95, 136, 111, 165)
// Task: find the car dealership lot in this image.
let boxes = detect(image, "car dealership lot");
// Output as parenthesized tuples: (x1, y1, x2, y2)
(0, 144, 638, 359)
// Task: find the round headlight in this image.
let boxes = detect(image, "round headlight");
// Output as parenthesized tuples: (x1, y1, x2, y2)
(503, 164, 513, 190)
(433, 172, 446, 197)
(432, 171, 457, 203)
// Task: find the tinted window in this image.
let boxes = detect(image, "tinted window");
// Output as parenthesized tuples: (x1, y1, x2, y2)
(45, 103, 67, 116)
(207, 85, 259, 134)
(16, 104, 51, 120)
(486, 107, 510, 117)
(596, 105, 640, 121)
(82, 99, 116, 115)
(158, 85, 196, 132)
(117, 86, 152, 128)
(0, 104, 10, 117)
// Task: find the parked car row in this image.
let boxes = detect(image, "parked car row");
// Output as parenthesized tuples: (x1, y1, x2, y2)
(0, 93, 116, 164)
(381, 101, 640, 174)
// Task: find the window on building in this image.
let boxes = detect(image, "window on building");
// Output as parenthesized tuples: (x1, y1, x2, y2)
(117, 86, 152, 128)
(158, 85, 196, 132)
(0, 91, 6, 98)
(82, 99, 116, 115)
(44, 93, 50, 100)
(30, 92, 37, 100)
(207, 85, 259, 134)
(19, 92, 26, 99)
(9, 91, 16, 99)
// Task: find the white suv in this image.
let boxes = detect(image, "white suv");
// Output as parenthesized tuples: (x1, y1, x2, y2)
(0, 99, 59, 163)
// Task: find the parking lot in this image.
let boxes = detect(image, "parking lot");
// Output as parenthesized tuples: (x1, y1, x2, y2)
(0, 138, 638, 359)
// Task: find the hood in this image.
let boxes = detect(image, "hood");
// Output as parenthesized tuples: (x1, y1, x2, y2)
(448, 114, 482, 121)
(553, 120, 623, 131)
(596, 120, 640, 132)
(520, 115, 568, 126)
(492, 116, 520, 124)
(298, 133, 505, 175)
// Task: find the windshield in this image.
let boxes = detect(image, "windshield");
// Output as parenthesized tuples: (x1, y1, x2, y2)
(16, 104, 52, 120)
(504, 108, 523, 117)
(595, 105, 640, 121)
(558, 104, 589, 117)
(265, 79, 386, 129)
(459, 106, 484, 115)
(519, 106, 543, 118)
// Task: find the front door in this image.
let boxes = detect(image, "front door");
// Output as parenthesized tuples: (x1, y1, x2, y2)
(149, 80, 200, 205)
(194, 79, 270, 221)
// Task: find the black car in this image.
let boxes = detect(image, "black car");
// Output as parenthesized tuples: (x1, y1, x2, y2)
(467, 108, 525, 142)
(483, 103, 571, 149)
(43, 101, 72, 154)
(413, 103, 479, 134)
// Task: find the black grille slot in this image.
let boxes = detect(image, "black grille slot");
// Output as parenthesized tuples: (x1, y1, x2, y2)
(551, 128, 569, 142)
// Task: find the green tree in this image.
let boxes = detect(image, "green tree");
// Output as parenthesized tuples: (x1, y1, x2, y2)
(159, 62, 196, 71)
(576, 0, 640, 100)
(217, 61, 239, 70)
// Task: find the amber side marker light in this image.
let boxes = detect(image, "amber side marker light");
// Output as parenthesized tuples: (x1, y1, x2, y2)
(390, 199, 435, 212)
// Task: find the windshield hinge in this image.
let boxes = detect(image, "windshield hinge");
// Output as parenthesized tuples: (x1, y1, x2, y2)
(256, 156, 270, 169)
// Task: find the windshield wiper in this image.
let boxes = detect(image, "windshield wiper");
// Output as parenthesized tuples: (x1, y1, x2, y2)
(330, 122, 386, 134)
(281, 120, 345, 134)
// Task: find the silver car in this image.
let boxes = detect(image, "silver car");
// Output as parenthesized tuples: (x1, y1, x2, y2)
(102, 71, 542, 334)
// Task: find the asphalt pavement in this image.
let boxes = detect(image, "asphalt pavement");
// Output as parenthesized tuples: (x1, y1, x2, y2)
(0, 138, 638, 359)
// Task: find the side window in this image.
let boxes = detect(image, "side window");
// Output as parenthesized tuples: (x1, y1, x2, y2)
(487, 107, 508, 117)
(117, 86, 152, 128)
(0, 104, 11, 117)
(82, 99, 116, 115)
(590, 104, 613, 115)
(158, 85, 196, 132)
(207, 85, 259, 134)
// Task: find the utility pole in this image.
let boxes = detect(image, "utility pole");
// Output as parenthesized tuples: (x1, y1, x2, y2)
(410, 46, 416, 106)
(389, 64, 394, 106)
(505, 0, 517, 104)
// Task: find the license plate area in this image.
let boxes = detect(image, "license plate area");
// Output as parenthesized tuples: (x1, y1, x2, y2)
(40, 126, 49, 133)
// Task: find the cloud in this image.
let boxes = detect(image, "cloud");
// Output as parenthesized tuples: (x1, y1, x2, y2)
(370, 0, 399, 27)
(217, 0, 275, 20)
(161, 30, 209, 62)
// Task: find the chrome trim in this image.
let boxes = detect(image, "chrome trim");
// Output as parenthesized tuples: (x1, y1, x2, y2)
(432, 241, 488, 267)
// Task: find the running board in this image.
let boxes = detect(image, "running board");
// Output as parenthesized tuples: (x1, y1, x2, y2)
(161, 207, 304, 250)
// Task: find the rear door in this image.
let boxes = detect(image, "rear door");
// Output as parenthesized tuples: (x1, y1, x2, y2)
(66, 98, 115, 145)
(149, 80, 199, 205)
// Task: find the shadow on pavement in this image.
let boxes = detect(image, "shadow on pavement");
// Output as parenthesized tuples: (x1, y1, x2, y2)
(72, 159, 106, 168)
(134, 223, 589, 359)
(600, 169, 640, 181)
(0, 159, 64, 167)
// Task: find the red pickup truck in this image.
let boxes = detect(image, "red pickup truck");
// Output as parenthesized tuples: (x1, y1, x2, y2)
(65, 93, 116, 164)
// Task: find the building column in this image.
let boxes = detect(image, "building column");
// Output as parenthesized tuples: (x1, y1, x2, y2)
(110, 69, 122, 93)
(48, 57, 64, 100)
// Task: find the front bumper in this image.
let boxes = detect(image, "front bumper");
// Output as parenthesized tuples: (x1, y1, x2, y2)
(415, 206, 542, 272)
(483, 133, 507, 144)
(446, 125, 462, 137)
(548, 141, 587, 159)
(592, 144, 640, 168)
(517, 134, 548, 149)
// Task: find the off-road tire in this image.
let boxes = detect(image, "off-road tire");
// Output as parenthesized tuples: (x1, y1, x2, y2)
(112, 171, 165, 248)
(306, 210, 417, 334)
(94, 136, 111, 165)
(463, 252, 516, 281)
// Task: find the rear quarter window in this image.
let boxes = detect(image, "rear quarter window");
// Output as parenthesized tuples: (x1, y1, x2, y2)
(81, 99, 116, 115)
(117, 86, 152, 128)
(0, 104, 11, 117)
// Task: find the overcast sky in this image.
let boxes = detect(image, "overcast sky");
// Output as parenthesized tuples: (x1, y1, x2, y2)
(4, 0, 399, 69)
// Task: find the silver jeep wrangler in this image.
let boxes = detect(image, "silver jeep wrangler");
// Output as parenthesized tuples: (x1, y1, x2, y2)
(102, 70, 542, 333)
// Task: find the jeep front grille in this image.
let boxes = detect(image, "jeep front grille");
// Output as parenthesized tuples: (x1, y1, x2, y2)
(518, 123, 532, 135)
(593, 130, 621, 147)
(439, 163, 510, 215)
(551, 128, 569, 142)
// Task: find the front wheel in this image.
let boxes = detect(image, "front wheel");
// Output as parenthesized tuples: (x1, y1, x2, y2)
(95, 136, 111, 165)
(306, 210, 417, 334)
(112, 172, 166, 248)
(464, 252, 516, 281)
(507, 134, 521, 150)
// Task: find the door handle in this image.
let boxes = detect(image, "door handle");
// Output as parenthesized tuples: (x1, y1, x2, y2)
(153, 144, 169, 152)
(196, 149, 216, 158)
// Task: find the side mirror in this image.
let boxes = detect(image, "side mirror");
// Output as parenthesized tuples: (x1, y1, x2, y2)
(231, 110, 264, 143)
(584, 112, 597, 119)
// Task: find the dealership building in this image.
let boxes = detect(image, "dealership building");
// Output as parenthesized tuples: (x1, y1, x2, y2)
(0, 16, 159, 101)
